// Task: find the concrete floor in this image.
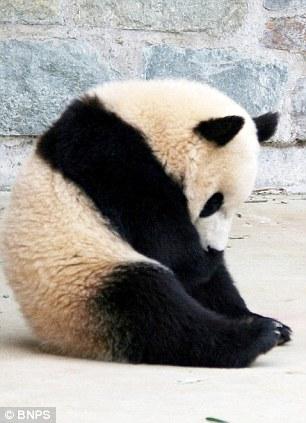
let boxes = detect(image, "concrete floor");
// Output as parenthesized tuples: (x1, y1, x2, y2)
(0, 191, 305, 423)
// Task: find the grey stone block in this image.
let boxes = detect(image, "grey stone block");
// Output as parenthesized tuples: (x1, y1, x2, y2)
(263, 15, 306, 53)
(263, 0, 306, 10)
(0, 40, 118, 136)
(0, 0, 62, 24)
(0, 138, 33, 191)
(76, 0, 247, 37)
(292, 78, 306, 141)
(144, 45, 288, 116)
(257, 146, 306, 193)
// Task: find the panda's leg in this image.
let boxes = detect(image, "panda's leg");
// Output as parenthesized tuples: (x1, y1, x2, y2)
(190, 258, 292, 345)
(91, 262, 280, 367)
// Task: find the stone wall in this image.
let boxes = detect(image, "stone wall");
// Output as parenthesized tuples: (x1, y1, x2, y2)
(0, 0, 305, 192)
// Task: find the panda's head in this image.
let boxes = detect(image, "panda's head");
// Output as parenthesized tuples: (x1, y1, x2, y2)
(91, 79, 279, 252)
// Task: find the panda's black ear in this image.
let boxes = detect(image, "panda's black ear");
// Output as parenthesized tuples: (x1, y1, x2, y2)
(194, 116, 244, 147)
(253, 112, 279, 143)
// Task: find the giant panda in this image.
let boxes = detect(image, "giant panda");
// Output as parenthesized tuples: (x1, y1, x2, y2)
(2, 79, 291, 368)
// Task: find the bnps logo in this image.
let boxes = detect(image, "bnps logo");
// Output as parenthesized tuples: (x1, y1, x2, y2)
(0, 407, 56, 422)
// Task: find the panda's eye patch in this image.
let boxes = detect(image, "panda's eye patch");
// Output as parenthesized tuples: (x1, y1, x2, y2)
(200, 193, 224, 218)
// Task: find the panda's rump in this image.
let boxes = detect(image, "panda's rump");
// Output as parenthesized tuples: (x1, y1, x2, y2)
(2, 153, 154, 358)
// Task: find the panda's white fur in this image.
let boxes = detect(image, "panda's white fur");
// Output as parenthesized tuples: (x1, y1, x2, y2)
(1, 79, 285, 366)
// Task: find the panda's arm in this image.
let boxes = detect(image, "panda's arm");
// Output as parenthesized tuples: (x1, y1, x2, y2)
(191, 259, 250, 318)
(37, 96, 221, 290)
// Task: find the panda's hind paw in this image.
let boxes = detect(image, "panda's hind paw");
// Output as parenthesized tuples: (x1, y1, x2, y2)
(272, 320, 292, 345)
(250, 313, 292, 345)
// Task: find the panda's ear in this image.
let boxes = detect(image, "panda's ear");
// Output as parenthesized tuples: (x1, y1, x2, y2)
(194, 116, 244, 147)
(253, 112, 279, 143)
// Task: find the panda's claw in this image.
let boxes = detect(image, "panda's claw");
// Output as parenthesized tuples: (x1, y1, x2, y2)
(273, 321, 283, 328)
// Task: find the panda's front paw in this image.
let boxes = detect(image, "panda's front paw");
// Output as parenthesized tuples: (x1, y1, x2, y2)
(251, 313, 292, 345)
